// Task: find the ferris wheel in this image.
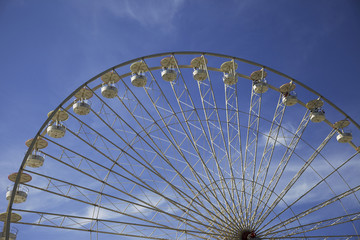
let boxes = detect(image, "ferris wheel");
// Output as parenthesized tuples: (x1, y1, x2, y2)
(1, 52, 359, 240)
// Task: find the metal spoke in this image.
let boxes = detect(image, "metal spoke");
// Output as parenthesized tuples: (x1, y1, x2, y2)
(250, 94, 286, 226)
(199, 57, 242, 226)
(256, 129, 336, 230)
(265, 212, 360, 237)
(39, 135, 229, 234)
(263, 184, 360, 234)
(225, 77, 245, 227)
(5, 52, 359, 240)
(260, 151, 360, 233)
(261, 236, 360, 239)
(253, 110, 311, 227)
(243, 77, 263, 227)
(122, 62, 240, 231)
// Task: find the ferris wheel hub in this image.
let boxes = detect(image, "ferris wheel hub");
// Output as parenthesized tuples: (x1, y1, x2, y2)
(237, 229, 260, 240)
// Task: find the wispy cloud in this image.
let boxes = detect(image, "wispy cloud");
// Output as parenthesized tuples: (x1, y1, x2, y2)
(100, 0, 185, 32)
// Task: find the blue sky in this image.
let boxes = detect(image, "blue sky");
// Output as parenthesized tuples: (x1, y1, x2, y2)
(0, 0, 359, 239)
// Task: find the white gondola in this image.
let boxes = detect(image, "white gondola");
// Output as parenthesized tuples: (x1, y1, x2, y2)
(306, 99, 325, 123)
(0, 232, 17, 240)
(220, 61, 238, 85)
(253, 80, 268, 94)
(73, 88, 93, 115)
(161, 68, 177, 82)
(101, 84, 118, 98)
(26, 154, 44, 168)
(6, 186, 28, 204)
(336, 132, 353, 143)
(191, 57, 208, 81)
(0, 228, 17, 240)
(222, 72, 237, 85)
(47, 124, 66, 138)
(131, 73, 147, 87)
(73, 100, 91, 115)
(193, 69, 207, 81)
(310, 110, 326, 123)
(282, 92, 297, 106)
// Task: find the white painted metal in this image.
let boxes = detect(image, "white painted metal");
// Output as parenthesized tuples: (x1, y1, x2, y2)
(333, 119, 350, 129)
(130, 61, 148, 73)
(257, 130, 336, 231)
(101, 71, 120, 84)
(250, 69, 267, 81)
(190, 56, 208, 68)
(0, 212, 22, 223)
(7, 173, 32, 184)
(337, 132, 353, 143)
(160, 56, 177, 68)
(281, 92, 297, 106)
(72, 100, 91, 115)
(222, 72, 238, 85)
(253, 111, 311, 230)
(74, 88, 93, 100)
(193, 69, 207, 81)
(249, 95, 285, 226)
(239, 78, 264, 228)
(253, 81, 268, 93)
(161, 68, 177, 82)
(130, 73, 147, 87)
(47, 110, 69, 122)
(46, 124, 66, 138)
(5, 52, 359, 240)
(310, 110, 326, 122)
(26, 154, 44, 168)
(101, 84, 118, 98)
(5, 191, 26, 204)
(25, 138, 48, 149)
(306, 99, 324, 110)
(6, 186, 28, 204)
(220, 61, 238, 72)
(279, 82, 296, 93)
(0, 232, 16, 240)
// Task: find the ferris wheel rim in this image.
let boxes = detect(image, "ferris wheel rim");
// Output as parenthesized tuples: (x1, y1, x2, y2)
(4, 51, 360, 240)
